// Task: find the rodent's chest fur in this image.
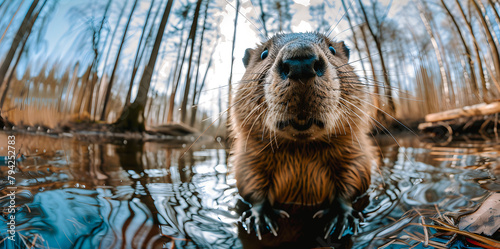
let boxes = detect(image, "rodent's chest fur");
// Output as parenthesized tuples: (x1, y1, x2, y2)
(266, 146, 337, 206)
(234, 138, 361, 206)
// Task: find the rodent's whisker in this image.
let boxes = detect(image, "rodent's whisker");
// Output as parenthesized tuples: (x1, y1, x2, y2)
(335, 51, 382, 69)
(245, 106, 266, 152)
(241, 100, 266, 128)
(339, 96, 400, 146)
(348, 94, 418, 136)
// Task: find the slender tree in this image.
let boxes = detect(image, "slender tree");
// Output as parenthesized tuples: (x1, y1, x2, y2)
(101, 0, 138, 121)
(358, 0, 396, 116)
(416, 0, 452, 108)
(472, 0, 500, 90)
(0, 0, 47, 108)
(488, 0, 500, 28)
(476, 0, 500, 46)
(114, 0, 174, 131)
(189, 0, 211, 126)
(180, 0, 203, 123)
(257, 0, 268, 38)
(125, 0, 156, 105)
(190, 40, 217, 127)
(0, 0, 40, 88)
(359, 23, 381, 118)
(0, 0, 26, 46)
(227, 0, 240, 128)
(341, 0, 368, 80)
(87, 0, 112, 119)
(455, 0, 489, 102)
(95, 0, 129, 115)
(166, 4, 194, 123)
(440, 0, 479, 100)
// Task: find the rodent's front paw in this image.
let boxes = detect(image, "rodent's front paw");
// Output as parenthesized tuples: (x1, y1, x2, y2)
(313, 202, 364, 239)
(240, 202, 289, 240)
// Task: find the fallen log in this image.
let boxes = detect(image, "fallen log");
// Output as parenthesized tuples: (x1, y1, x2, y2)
(425, 101, 500, 122)
(149, 123, 199, 136)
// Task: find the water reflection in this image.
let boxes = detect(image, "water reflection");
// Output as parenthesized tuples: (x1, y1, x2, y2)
(0, 133, 498, 248)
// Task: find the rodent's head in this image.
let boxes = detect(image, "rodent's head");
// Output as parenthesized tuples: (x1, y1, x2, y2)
(232, 32, 370, 143)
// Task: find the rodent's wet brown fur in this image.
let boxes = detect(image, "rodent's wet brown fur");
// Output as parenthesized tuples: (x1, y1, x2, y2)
(230, 32, 374, 240)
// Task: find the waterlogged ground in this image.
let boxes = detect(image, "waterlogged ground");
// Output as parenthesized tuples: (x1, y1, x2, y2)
(0, 131, 498, 248)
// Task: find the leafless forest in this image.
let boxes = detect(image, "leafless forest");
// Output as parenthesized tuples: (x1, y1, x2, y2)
(0, 0, 499, 134)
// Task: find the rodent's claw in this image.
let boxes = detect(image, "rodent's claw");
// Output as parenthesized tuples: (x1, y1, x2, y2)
(353, 216, 359, 236)
(278, 210, 290, 218)
(323, 214, 338, 239)
(255, 224, 263, 240)
(357, 211, 365, 222)
(313, 208, 330, 219)
(264, 215, 278, 236)
(239, 202, 287, 240)
(317, 202, 362, 240)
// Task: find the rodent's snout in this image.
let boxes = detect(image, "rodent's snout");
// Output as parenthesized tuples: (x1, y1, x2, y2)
(268, 41, 332, 136)
(278, 55, 326, 81)
(276, 43, 326, 82)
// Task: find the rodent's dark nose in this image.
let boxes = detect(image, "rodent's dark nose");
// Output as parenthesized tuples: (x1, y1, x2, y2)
(278, 55, 326, 81)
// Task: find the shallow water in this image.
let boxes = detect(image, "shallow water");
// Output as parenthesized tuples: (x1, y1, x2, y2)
(0, 132, 498, 248)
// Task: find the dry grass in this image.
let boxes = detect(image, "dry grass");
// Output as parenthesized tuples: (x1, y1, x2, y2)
(372, 205, 500, 248)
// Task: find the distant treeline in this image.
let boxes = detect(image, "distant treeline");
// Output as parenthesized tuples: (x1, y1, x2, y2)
(0, 0, 499, 132)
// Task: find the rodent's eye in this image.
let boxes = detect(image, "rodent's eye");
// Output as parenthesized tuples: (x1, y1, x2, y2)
(329, 46, 336, 55)
(261, 49, 269, 60)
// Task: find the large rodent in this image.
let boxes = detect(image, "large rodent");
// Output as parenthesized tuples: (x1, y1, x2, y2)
(230, 32, 374, 240)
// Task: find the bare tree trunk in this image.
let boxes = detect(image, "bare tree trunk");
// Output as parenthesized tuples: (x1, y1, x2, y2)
(472, 0, 500, 87)
(477, 0, 500, 47)
(416, 0, 451, 108)
(440, 0, 479, 100)
(190, 42, 216, 127)
(1, 32, 26, 109)
(125, 0, 156, 105)
(341, 0, 368, 79)
(427, 2, 456, 106)
(0, 0, 25, 46)
(166, 5, 192, 123)
(0, 0, 40, 88)
(189, 0, 210, 126)
(0, 0, 46, 108)
(95, 0, 129, 117)
(101, 0, 138, 121)
(180, 0, 203, 123)
(456, 0, 489, 102)
(359, 23, 381, 118)
(88, 0, 113, 120)
(488, 0, 500, 31)
(258, 0, 268, 37)
(114, 0, 174, 132)
(162, 66, 175, 124)
(358, 0, 396, 116)
(227, 0, 240, 129)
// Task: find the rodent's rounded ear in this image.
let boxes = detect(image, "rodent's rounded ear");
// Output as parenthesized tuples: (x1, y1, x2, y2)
(243, 48, 253, 68)
(341, 41, 350, 60)
(334, 41, 350, 62)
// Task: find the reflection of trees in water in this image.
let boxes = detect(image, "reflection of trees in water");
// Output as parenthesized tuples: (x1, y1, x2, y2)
(0, 133, 239, 248)
(152, 148, 240, 248)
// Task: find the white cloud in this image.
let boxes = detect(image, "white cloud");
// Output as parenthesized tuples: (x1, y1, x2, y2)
(293, 0, 311, 6)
